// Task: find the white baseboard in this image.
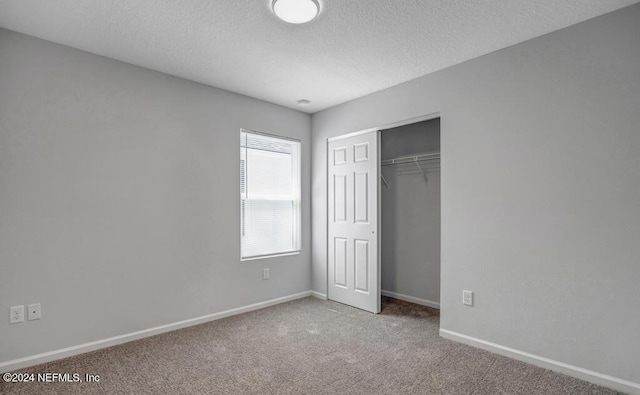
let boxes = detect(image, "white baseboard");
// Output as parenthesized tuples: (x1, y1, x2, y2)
(439, 329, 640, 395)
(0, 291, 312, 373)
(381, 290, 440, 309)
(311, 291, 327, 300)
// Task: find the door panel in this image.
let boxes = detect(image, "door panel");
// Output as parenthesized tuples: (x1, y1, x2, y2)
(333, 146, 347, 165)
(327, 131, 380, 313)
(334, 175, 347, 222)
(354, 172, 369, 223)
(354, 239, 369, 293)
(334, 238, 348, 288)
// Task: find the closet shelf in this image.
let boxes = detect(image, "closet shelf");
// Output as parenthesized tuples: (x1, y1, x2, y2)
(380, 152, 440, 188)
(380, 152, 440, 166)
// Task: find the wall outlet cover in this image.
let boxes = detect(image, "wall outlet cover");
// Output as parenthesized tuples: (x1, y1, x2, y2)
(28, 303, 41, 320)
(463, 290, 474, 306)
(10, 305, 24, 324)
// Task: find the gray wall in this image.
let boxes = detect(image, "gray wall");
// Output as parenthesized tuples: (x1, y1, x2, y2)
(381, 120, 440, 159)
(0, 29, 311, 363)
(312, 5, 640, 384)
(381, 120, 440, 304)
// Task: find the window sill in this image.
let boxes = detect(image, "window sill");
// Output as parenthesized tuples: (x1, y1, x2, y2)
(241, 250, 301, 262)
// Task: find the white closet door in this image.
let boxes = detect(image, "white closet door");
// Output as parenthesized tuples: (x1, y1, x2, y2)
(327, 131, 380, 313)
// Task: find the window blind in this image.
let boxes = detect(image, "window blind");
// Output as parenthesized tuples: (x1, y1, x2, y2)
(240, 131, 301, 259)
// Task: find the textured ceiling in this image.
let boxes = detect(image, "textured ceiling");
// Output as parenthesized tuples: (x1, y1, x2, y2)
(0, 0, 637, 113)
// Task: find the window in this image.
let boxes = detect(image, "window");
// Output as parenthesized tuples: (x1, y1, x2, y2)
(240, 130, 301, 259)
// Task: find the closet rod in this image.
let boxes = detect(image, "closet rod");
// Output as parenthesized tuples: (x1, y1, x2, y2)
(380, 152, 440, 166)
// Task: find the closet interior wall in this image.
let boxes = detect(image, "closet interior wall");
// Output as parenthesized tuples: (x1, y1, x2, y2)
(381, 119, 441, 307)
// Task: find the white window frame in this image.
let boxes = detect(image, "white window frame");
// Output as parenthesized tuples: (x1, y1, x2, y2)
(240, 129, 301, 261)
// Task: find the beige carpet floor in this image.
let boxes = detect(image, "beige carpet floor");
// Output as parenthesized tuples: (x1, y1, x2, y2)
(0, 296, 624, 394)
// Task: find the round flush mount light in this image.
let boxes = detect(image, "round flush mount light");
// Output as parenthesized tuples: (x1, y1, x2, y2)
(272, 0, 320, 24)
(297, 99, 311, 106)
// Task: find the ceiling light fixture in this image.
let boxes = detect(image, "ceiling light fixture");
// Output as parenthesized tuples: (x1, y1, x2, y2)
(297, 99, 311, 106)
(272, 0, 320, 24)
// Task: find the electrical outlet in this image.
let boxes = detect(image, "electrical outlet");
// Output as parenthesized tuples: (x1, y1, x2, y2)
(463, 290, 473, 306)
(263, 268, 270, 280)
(28, 303, 41, 321)
(9, 306, 24, 324)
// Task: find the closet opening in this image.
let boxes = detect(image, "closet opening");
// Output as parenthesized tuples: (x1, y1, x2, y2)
(380, 118, 441, 311)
